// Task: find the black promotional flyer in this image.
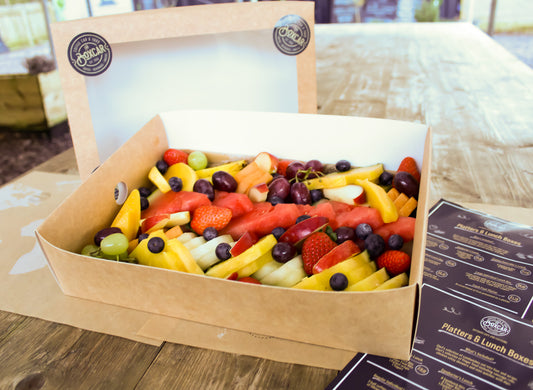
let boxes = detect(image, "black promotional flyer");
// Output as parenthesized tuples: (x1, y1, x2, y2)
(328, 200, 533, 389)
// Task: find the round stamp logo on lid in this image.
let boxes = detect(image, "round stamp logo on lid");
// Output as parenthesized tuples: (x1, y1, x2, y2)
(68, 32, 112, 76)
(273, 14, 310, 56)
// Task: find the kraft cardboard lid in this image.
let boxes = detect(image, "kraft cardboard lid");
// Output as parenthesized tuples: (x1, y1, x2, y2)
(50, 2, 317, 180)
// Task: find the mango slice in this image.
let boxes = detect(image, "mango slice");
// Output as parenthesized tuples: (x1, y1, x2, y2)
(346, 267, 390, 291)
(356, 178, 399, 223)
(374, 272, 408, 290)
(195, 160, 247, 181)
(164, 163, 198, 191)
(111, 189, 141, 241)
(148, 166, 171, 193)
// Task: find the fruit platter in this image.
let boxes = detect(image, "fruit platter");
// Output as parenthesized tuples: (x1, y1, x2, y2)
(37, 110, 430, 360)
(81, 147, 421, 292)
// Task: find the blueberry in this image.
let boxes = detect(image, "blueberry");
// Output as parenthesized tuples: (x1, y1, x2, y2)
(329, 273, 349, 291)
(268, 195, 285, 206)
(140, 197, 149, 211)
(147, 237, 165, 253)
(355, 223, 373, 240)
(296, 215, 311, 224)
(335, 160, 351, 172)
(310, 189, 324, 203)
(272, 242, 297, 263)
(169, 177, 183, 192)
(271, 227, 286, 240)
(379, 171, 394, 187)
(388, 234, 404, 250)
(215, 243, 232, 261)
(137, 233, 149, 243)
(364, 234, 386, 259)
(138, 186, 152, 198)
(203, 227, 218, 241)
(335, 226, 356, 244)
(156, 159, 169, 175)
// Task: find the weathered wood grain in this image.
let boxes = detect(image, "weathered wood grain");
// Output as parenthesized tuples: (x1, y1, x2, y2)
(136, 343, 338, 389)
(0, 313, 160, 389)
(315, 23, 533, 209)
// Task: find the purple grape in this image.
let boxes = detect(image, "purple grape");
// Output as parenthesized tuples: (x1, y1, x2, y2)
(290, 182, 311, 205)
(393, 172, 419, 199)
(379, 171, 394, 187)
(212, 171, 237, 192)
(268, 177, 291, 200)
(285, 161, 305, 181)
(193, 179, 215, 201)
(94, 227, 122, 246)
(310, 189, 324, 203)
(335, 226, 356, 244)
(304, 159, 323, 173)
(272, 242, 297, 263)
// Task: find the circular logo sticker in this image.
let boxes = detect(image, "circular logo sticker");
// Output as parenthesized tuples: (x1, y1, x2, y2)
(480, 316, 511, 337)
(68, 32, 112, 76)
(273, 14, 310, 56)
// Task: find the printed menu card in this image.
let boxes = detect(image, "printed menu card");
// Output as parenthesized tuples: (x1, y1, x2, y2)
(327, 199, 533, 389)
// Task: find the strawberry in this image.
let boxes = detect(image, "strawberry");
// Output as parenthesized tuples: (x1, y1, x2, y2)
(376, 250, 411, 275)
(301, 232, 337, 275)
(190, 205, 232, 235)
(163, 148, 189, 166)
(397, 157, 420, 183)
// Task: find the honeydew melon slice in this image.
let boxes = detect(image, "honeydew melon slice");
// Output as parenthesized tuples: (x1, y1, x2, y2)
(374, 272, 408, 290)
(251, 259, 282, 281)
(206, 234, 277, 279)
(237, 251, 275, 278)
(176, 232, 198, 244)
(192, 235, 234, 270)
(183, 236, 206, 250)
(260, 255, 307, 287)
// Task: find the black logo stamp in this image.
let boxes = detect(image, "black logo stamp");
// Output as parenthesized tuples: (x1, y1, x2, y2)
(68, 32, 112, 76)
(273, 14, 310, 56)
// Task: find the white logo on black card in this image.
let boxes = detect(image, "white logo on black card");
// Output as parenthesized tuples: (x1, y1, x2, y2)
(273, 15, 310, 56)
(68, 32, 112, 76)
(480, 316, 511, 337)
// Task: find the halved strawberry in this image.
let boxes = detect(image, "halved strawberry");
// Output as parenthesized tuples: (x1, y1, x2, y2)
(163, 148, 189, 166)
(376, 250, 411, 275)
(397, 157, 420, 183)
(190, 205, 232, 235)
(301, 232, 337, 275)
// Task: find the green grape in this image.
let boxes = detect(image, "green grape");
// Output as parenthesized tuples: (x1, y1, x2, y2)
(100, 233, 129, 256)
(81, 244, 100, 257)
(187, 151, 208, 170)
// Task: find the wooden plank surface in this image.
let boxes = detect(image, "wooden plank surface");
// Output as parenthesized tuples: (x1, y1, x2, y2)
(2, 22, 532, 389)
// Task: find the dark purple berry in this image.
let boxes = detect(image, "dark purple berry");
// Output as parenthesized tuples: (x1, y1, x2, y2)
(203, 227, 218, 241)
(335, 226, 356, 244)
(329, 273, 349, 291)
(138, 186, 152, 198)
(169, 177, 183, 192)
(94, 227, 122, 246)
(140, 197, 149, 211)
(271, 227, 286, 240)
(335, 160, 351, 172)
(364, 234, 386, 259)
(156, 160, 168, 174)
(138, 233, 149, 243)
(147, 237, 165, 253)
(388, 234, 404, 250)
(355, 223, 373, 240)
(296, 215, 311, 224)
(379, 171, 394, 187)
(272, 242, 297, 263)
(215, 243, 232, 261)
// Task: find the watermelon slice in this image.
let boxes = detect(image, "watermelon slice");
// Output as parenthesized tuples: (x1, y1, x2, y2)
(213, 191, 254, 218)
(374, 216, 416, 243)
(335, 206, 384, 231)
(141, 191, 211, 219)
(222, 202, 300, 240)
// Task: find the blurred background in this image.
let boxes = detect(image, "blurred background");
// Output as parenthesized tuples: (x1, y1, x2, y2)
(0, 0, 531, 185)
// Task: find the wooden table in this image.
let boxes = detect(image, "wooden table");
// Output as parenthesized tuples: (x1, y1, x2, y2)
(1, 22, 532, 389)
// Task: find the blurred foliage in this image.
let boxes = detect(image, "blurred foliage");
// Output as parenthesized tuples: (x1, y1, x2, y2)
(415, 0, 442, 22)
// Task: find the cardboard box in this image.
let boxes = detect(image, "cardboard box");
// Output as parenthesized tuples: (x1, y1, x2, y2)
(36, 109, 431, 361)
(49, 2, 317, 180)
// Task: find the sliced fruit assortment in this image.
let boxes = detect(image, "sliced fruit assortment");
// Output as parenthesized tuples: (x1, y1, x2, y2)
(80, 149, 421, 291)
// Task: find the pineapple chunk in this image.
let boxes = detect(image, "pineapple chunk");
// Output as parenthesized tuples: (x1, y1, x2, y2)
(374, 272, 409, 290)
(346, 268, 390, 291)
(302, 163, 384, 190)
